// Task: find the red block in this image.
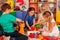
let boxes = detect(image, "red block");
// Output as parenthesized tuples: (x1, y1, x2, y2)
(36, 34, 39, 38)
(43, 36, 52, 40)
(52, 37, 58, 40)
(36, 28, 40, 31)
(29, 27, 36, 31)
(29, 33, 34, 38)
(0, 36, 4, 40)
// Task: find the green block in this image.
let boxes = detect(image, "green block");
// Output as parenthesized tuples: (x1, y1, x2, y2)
(36, 24, 41, 28)
(9, 11, 16, 17)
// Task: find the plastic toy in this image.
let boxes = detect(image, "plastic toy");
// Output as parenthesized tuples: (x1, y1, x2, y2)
(36, 24, 41, 28)
(29, 26, 36, 31)
(25, 29, 28, 33)
(52, 37, 58, 40)
(31, 27, 35, 31)
(19, 22, 25, 34)
(43, 36, 48, 40)
(36, 28, 40, 31)
(0, 36, 4, 40)
(6, 0, 14, 12)
(39, 34, 43, 40)
(43, 36, 58, 40)
(29, 33, 35, 38)
(36, 33, 39, 38)
(17, 0, 24, 5)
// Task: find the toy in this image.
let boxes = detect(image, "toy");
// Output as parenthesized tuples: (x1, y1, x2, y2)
(39, 34, 43, 40)
(19, 22, 25, 34)
(47, 37, 52, 40)
(6, 0, 14, 12)
(52, 37, 58, 40)
(25, 29, 28, 33)
(36, 24, 41, 28)
(0, 36, 4, 40)
(36, 33, 39, 38)
(29, 33, 35, 38)
(43, 36, 58, 40)
(16, 0, 24, 5)
(29, 26, 36, 31)
(43, 36, 48, 40)
(36, 28, 40, 31)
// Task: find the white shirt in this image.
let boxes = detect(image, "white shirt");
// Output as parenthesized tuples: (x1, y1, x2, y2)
(43, 19, 59, 37)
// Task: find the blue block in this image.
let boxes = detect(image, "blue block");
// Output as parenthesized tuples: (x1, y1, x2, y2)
(58, 27, 60, 31)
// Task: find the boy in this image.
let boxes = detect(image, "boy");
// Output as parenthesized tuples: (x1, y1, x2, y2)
(0, 3, 28, 40)
(0, 2, 2, 16)
(25, 7, 35, 30)
(0, 2, 3, 36)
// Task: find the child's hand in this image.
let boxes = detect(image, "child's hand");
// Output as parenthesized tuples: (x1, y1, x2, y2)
(28, 27, 31, 30)
(38, 29, 44, 32)
(31, 25, 35, 27)
(20, 20, 24, 22)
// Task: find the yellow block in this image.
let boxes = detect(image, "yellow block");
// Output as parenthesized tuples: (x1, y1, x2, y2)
(19, 22, 25, 34)
(6, 0, 14, 12)
(56, 11, 60, 24)
(39, 34, 43, 39)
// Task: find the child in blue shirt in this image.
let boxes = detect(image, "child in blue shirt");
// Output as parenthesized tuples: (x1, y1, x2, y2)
(25, 7, 35, 30)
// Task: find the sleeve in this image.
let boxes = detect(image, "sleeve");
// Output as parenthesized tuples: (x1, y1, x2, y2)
(25, 16, 29, 22)
(9, 14, 16, 22)
(33, 14, 35, 18)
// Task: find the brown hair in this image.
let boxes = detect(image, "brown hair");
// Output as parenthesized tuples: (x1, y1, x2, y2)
(27, 7, 35, 13)
(1, 3, 11, 12)
(43, 11, 51, 17)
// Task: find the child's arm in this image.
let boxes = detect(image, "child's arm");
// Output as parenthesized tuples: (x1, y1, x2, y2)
(48, 22, 55, 32)
(32, 18, 35, 27)
(26, 21, 31, 29)
(16, 18, 24, 22)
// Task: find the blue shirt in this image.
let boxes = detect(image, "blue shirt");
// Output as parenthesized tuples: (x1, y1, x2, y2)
(16, 11, 22, 19)
(22, 11, 27, 20)
(16, 11, 27, 21)
(25, 15, 35, 26)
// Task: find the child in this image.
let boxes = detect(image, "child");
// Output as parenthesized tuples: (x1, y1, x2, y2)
(39, 11, 59, 37)
(0, 2, 3, 36)
(0, 3, 28, 40)
(25, 7, 35, 30)
(0, 2, 2, 16)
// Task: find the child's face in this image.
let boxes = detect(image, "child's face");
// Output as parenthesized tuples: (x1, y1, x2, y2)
(43, 15, 50, 22)
(29, 10, 35, 16)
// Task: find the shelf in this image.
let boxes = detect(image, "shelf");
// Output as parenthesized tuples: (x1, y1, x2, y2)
(38, 2, 47, 4)
(29, 0, 38, 3)
(47, 2, 56, 4)
(29, 2, 37, 4)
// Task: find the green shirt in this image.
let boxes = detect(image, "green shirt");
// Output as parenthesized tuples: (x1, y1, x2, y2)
(9, 11, 16, 17)
(0, 11, 3, 31)
(0, 11, 2, 16)
(0, 14, 16, 33)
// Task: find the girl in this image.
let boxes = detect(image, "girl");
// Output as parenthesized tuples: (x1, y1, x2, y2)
(25, 7, 35, 30)
(39, 11, 59, 37)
